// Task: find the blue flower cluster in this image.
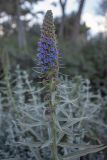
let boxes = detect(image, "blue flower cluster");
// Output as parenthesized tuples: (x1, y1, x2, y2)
(37, 35, 59, 73)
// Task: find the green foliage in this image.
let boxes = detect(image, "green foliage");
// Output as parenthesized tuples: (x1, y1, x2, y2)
(82, 36, 107, 76)
(59, 38, 85, 75)
(59, 35, 107, 86)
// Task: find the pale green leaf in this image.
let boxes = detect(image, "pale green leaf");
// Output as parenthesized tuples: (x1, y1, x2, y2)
(60, 145, 106, 160)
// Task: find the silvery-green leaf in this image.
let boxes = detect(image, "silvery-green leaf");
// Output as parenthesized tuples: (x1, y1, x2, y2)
(29, 146, 43, 160)
(58, 143, 103, 149)
(55, 118, 63, 131)
(60, 145, 106, 160)
(56, 132, 65, 144)
(62, 117, 88, 129)
(14, 141, 42, 147)
(51, 91, 57, 105)
(41, 139, 52, 148)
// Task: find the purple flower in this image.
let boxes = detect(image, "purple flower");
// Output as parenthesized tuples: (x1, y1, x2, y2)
(50, 47, 55, 52)
(37, 41, 42, 46)
(36, 35, 60, 73)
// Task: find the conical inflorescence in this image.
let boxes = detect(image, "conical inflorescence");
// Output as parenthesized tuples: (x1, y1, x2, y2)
(36, 10, 60, 76)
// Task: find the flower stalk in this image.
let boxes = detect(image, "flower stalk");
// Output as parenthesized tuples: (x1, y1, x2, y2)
(36, 10, 61, 160)
(50, 78, 58, 160)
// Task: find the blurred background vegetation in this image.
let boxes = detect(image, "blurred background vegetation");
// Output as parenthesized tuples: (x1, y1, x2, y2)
(0, 0, 107, 92)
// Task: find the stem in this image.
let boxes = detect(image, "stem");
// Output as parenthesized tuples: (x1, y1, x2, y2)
(50, 78, 58, 160)
(51, 110, 58, 160)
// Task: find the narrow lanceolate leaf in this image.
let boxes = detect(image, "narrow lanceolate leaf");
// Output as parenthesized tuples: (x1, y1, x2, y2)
(60, 145, 106, 160)
(62, 117, 88, 129)
(14, 142, 42, 148)
(41, 139, 52, 148)
(58, 143, 103, 149)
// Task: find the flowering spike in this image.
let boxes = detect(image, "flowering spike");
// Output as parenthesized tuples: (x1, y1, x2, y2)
(36, 10, 62, 160)
(36, 10, 60, 77)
